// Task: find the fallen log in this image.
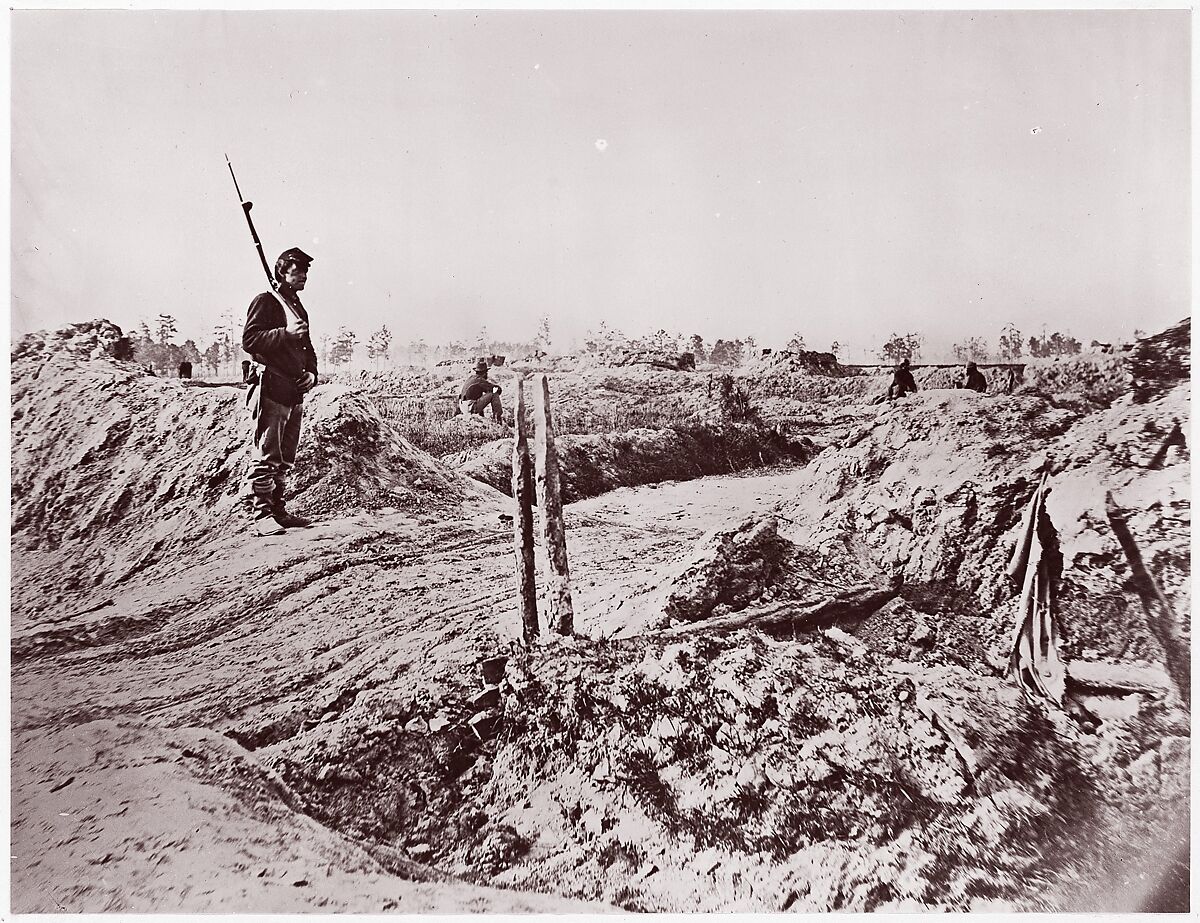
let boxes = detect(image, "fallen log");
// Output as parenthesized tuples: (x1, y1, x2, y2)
(668, 584, 897, 637)
(361, 841, 460, 884)
(1065, 660, 1170, 696)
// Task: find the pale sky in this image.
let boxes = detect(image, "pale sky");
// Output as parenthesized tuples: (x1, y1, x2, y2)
(10, 10, 1191, 358)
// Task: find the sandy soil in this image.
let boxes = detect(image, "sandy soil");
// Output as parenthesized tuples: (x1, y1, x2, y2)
(11, 719, 610, 913)
(10, 321, 1190, 913)
(10, 462, 808, 913)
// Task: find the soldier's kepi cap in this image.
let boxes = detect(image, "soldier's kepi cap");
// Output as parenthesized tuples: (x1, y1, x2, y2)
(474, 358, 489, 372)
(277, 247, 314, 266)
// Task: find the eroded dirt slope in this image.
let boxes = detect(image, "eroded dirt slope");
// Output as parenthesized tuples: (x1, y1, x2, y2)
(774, 383, 1190, 665)
(448, 425, 811, 502)
(11, 338, 496, 629)
(9, 320, 1190, 913)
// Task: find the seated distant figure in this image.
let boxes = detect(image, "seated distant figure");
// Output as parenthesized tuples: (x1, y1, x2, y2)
(887, 358, 918, 400)
(956, 361, 987, 393)
(459, 358, 503, 423)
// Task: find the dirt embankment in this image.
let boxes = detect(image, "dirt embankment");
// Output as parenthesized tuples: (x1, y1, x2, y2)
(343, 361, 818, 499)
(447, 425, 813, 503)
(336, 362, 711, 430)
(1128, 316, 1190, 403)
(9, 318, 1190, 914)
(481, 335, 1186, 910)
(474, 632, 1156, 911)
(10, 323, 497, 632)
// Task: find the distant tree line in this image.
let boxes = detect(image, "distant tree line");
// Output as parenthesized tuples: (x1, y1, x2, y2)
(128, 314, 202, 374)
(580, 325, 764, 368)
(139, 310, 1099, 380)
(877, 323, 1084, 365)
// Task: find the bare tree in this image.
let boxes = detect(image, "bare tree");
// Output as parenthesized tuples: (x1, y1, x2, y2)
(953, 336, 990, 363)
(997, 323, 1023, 361)
(879, 332, 923, 363)
(367, 325, 393, 367)
(330, 327, 357, 365)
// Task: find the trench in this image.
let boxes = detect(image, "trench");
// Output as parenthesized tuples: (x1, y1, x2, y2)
(233, 448, 1187, 911)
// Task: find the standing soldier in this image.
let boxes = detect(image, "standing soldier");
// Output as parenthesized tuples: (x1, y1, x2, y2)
(241, 247, 318, 536)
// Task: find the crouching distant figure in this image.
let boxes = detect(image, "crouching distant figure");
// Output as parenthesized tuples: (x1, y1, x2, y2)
(459, 358, 504, 423)
(956, 361, 988, 393)
(887, 358, 918, 400)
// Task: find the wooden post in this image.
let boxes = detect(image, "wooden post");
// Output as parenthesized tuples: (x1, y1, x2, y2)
(531, 373, 574, 635)
(511, 377, 539, 643)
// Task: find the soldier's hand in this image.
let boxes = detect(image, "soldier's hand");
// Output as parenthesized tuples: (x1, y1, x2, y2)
(286, 318, 309, 341)
(297, 371, 316, 393)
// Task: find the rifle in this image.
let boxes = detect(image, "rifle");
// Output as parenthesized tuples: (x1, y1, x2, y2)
(225, 154, 277, 292)
(225, 156, 310, 387)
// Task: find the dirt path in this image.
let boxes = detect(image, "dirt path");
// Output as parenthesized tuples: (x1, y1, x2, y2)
(11, 719, 612, 913)
(11, 466, 807, 913)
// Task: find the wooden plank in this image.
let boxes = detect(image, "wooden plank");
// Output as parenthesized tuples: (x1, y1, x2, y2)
(668, 585, 896, 637)
(1105, 492, 1190, 710)
(531, 373, 574, 636)
(1066, 660, 1170, 695)
(511, 376, 539, 643)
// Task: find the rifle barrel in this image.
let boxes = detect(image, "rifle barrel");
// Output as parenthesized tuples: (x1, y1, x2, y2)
(224, 154, 246, 203)
(225, 155, 275, 289)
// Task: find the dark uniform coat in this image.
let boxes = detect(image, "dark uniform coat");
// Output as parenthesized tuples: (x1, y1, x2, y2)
(963, 367, 988, 393)
(459, 372, 500, 403)
(891, 367, 918, 397)
(243, 288, 318, 406)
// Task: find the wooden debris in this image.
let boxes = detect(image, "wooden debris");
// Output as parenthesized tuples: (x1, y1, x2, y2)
(1105, 492, 1190, 710)
(531, 373, 574, 636)
(668, 584, 897, 637)
(1066, 660, 1170, 696)
(1147, 420, 1187, 470)
(510, 376, 539, 642)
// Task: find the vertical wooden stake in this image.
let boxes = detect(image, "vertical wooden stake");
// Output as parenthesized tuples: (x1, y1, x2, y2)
(511, 376, 539, 643)
(531, 373, 574, 636)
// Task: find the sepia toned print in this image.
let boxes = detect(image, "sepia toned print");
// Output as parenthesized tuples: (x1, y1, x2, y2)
(9, 8, 1190, 915)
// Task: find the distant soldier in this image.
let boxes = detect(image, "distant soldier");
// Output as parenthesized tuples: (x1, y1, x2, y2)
(241, 247, 319, 536)
(459, 358, 504, 423)
(887, 358, 918, 400)
(956, 361, 988, 393)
